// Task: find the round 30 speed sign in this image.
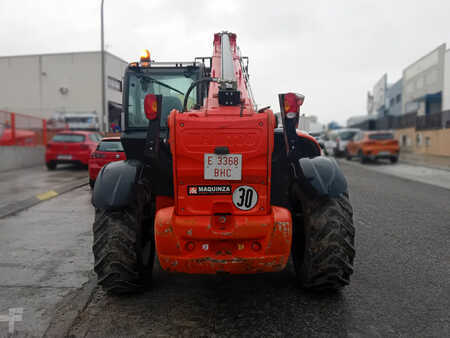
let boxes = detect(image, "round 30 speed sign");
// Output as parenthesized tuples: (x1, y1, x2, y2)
(232, 185, 258, 210)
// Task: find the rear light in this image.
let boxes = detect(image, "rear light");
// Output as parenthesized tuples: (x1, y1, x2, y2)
(46, 144, 52, 149)
(282, 92, 305, 118)
(144, 94, 160, 120)
(91, 152, 105, 159)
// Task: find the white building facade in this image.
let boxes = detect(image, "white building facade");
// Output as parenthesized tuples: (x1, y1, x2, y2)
(0, 51, 128, 132)
(443, 48, 450, 112)
(402, 44, 446, 116)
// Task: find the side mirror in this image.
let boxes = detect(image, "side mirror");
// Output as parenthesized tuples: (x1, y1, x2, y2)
(144, 94, 162, 120)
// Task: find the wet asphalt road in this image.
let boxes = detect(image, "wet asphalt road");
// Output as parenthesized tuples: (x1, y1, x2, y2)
(1, 161, 450, 337)
(0, 164, 87, 210)
(0, 185, 93, 338)
(70, 162, 449, 337)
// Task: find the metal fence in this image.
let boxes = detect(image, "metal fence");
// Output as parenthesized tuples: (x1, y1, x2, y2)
(416, 112, 443, 130)
(0, 111, 58, 146)
(349, 111, 450, 131)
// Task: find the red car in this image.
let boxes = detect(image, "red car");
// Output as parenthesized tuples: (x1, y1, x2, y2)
(88, 137, 126, 188)
(45, 131, 102, 170)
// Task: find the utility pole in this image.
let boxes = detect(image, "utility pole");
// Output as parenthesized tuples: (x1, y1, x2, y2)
(100, 0, 106, 132)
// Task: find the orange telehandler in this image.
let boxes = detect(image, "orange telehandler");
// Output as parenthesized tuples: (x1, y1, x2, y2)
(92, 32, 354, 293)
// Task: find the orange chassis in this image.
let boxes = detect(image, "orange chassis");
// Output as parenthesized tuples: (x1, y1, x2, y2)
(152, 32, 295, 275)
(155, 205, 292, 274)
(153, 109, 293, 274)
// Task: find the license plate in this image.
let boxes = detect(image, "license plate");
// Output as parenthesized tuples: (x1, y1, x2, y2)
(204, 154, 242, 180)
(378, 151, 390, 156)
(57, 155, 72, 160)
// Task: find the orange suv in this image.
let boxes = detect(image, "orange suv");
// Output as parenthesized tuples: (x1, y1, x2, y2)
(346, 130, 399, 163)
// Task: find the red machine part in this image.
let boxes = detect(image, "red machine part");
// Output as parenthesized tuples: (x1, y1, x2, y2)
(155, 205, 292, 274)
(168, 110, 274, 216)
(154, 32, 292, 274)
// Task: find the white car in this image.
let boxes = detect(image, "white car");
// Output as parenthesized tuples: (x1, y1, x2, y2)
(324, 128, 360, 157)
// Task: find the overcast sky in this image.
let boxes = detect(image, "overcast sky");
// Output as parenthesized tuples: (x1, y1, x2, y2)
(1, 0, 449, 125)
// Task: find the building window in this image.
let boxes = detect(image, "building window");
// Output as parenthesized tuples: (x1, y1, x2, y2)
(108, 76, 122, 92)
(425, 136, 431, 147)
(396, 94, 401, 103)
(401, 135, 408, 146)
(416, 133, 422, 147)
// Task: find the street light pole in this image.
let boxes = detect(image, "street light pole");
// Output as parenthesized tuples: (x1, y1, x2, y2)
(100, 0, 106, 132)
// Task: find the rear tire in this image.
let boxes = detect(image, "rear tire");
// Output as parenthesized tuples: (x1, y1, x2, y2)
(46, 161, 57, 170)
(89, 179, 95, 189)
(92, 208, 153, 294)
(291, 190, 355, 291)
(390, 156, 398, 164)
(345, 150, 352, 161)
(359, 150, 367, 164)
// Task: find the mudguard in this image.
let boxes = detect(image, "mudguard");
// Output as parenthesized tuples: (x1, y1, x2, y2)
(296, 157, 348, 198)
(92, 160, 141, 209)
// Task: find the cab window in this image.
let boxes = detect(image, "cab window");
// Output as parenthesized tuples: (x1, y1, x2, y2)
(127, 72, 197, 128)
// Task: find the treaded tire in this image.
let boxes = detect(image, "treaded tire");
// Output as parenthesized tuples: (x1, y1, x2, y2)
(345, 150, 352, 161)
(292, 192, 355, 291)
(93, 208, 150, 294)
(359, 150, 367, 164)
(46, 161, 57, 170)
(390, 156, 398, 164)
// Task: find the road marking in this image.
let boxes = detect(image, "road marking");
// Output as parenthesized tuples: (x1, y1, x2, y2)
(36, 190, 58, 201)
(0, 308, 23, 334)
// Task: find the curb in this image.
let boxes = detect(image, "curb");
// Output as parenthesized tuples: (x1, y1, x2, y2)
(0, 178, 88, 219)
(399, 159, 450, 172)
(43, 273, 98, 338)
(338, 158, 450, 191)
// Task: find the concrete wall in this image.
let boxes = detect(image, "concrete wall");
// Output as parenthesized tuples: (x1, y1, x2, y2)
(373, 74, 387, 116)
(394, 127, 450, 157)
(0, 146, 45, 172)
(105, 53, 128, 106)
(402, 44, 446, 115)
(0, 51, 127, 130)
(386, 79, 403, 116)
(443, 49, 450, 111)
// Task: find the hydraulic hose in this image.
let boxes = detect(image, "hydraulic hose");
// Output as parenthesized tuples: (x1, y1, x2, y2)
(182, 77, 214, 112)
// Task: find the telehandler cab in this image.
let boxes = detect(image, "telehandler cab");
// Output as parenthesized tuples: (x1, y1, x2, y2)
(92, 32, 355, 293)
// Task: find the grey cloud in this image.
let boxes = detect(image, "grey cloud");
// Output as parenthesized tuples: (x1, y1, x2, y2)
(1, 0, 449, 125)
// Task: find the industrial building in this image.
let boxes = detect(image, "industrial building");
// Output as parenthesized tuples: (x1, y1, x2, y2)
(366, 74, 402, 118)
(402, 44, 447, 116)
(347, 43, 450, 157)
(364, 43, 450, 120)
(386, 79, 402, 116)
(0, 51, 128, 132)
